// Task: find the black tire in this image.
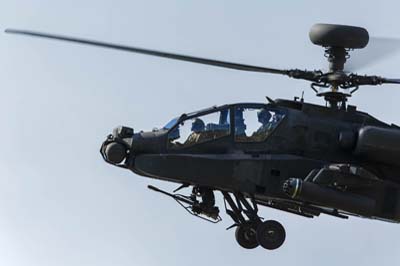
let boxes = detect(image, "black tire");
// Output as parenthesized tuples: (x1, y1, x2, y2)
(256, 220, 286, 250)
(235, 223, 259, 249)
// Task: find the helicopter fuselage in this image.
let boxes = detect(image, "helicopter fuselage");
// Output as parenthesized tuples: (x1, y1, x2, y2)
(9, 22, 400, 250)
(101, 99, 400, 223)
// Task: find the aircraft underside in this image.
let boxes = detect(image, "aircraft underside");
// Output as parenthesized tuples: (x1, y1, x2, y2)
(122, 153, 400, 250)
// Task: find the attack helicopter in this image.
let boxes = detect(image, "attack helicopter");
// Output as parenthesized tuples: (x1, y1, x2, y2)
(6, 23, 400, 250)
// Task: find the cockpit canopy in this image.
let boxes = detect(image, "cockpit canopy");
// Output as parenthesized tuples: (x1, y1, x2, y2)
(165, 104, 286, 148)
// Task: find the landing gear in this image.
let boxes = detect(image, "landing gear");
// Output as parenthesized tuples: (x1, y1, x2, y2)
(148, 184, 287, 250)
(256, 220, 286, 250)
(235, 222, 259, 249)
(222, 192, 286, 250)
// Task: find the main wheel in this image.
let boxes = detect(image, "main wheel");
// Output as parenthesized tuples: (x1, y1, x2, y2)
(256, 220, 286, 250)
(235, 223, 259, 249)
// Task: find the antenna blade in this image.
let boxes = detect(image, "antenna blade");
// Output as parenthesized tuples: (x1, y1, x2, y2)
(5, 28, 288, 75)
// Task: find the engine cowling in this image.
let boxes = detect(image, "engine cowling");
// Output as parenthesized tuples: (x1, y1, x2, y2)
(355, 126, 400, 166)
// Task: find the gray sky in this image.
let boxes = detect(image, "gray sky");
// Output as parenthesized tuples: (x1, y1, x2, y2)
(1, 1, 400, 265)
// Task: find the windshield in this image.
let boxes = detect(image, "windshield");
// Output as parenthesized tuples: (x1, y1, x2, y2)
(163, 106, 221, 130)
(163, 117, 179, 130)
(234, 106, 285, 142)
(168, 109, 230, 148)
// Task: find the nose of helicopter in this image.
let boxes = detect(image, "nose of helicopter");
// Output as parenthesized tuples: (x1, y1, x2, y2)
(103, 142, 127, 164)
(100, 126, 134, 165)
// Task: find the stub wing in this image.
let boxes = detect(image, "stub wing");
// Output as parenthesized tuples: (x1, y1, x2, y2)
(280, 164, 400, 223)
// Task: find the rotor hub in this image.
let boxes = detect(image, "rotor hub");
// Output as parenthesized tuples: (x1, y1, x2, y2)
(308, 24, 371, 107)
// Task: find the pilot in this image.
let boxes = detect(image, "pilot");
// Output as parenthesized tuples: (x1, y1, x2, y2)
(185, 118, 206, 145)
(252, 109, 272, 140)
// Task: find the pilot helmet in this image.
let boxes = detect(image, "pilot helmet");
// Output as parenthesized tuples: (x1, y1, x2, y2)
(191, 118, 205, 133)
(257, 109, 271, 124)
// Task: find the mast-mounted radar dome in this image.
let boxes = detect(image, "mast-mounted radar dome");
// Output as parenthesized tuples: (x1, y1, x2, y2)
(309, 23, 369, 49)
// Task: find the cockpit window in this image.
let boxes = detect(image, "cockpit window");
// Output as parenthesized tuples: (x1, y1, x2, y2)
(168, 109, 230, 148)
(163, 117, 178, 130)
(234, 107, 285, 142)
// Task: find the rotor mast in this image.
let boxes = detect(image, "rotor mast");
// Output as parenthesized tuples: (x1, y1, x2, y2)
(309, 24, 369, 108)
(320, 46, 350, 108)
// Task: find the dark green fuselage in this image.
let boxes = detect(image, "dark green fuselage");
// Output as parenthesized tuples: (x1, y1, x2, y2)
(107, 99, 400, 222)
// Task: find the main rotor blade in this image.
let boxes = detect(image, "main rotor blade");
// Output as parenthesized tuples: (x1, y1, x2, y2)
(349, 74, 400, 86)
(346, 37, 400, 72)
(382, 78, 400, 84)
(5, 28, 288, 75)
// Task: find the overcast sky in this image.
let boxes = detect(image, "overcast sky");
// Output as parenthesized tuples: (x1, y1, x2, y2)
(1, 1, 400, 265)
